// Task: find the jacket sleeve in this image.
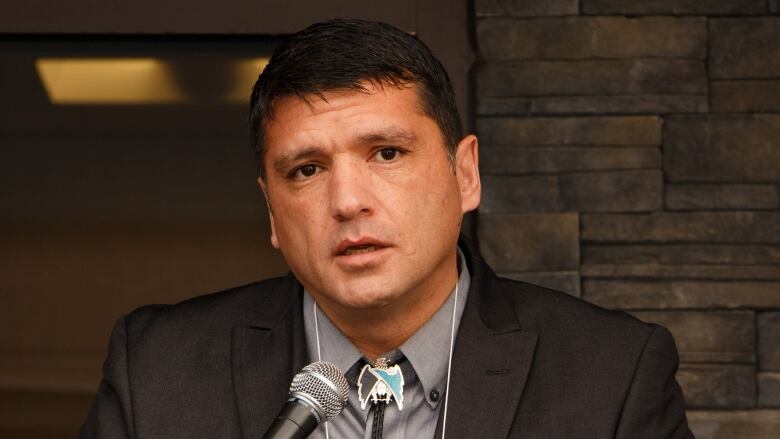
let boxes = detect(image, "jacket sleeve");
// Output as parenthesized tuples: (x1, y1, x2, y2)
(615, 324, 694, 439)
(79, 316, 135, 439)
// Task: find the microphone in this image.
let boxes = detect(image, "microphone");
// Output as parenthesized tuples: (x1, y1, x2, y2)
(263, 361, 350, 439)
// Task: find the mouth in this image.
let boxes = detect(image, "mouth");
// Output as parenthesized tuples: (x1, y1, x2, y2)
(334, 239, 390, 257)
(342, 244, 382, 256)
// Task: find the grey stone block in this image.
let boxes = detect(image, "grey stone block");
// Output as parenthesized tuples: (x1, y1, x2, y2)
(477, 95, 708, 116)
(583, 243, 780, 266)
(481, 171, 664, 213)
(666, 184, 779, 211)
(477, 17, 707, 60)
(478, 60, 707, 97)
(582, 0, 766, 15)
(632, 311, 755, 363)
(479, 146, 661, 174)
(656, 245, 780, 266)
(759, 373, 780, 407)
(582, 245, 662, 265)
(583, 264, 780, 280)
(688, 410, 780, 439)
(710, 18, 780, 79)
(583, 279, 780, 309)
(759, 313, 780, 371)
(559, 170, 663, 213)
(499, 271, 581, 296)
(677, 364, 756, 408)
(664, 115, 780, 182)
(478, 213, 579, 271)
(480, 175, 560, 213)
(477, 116, 662, 147)
(581, 212, 780, 243)
(712, 80, 780, 112)
(475, 0, 578, 17)
(477, 98, 533, 116)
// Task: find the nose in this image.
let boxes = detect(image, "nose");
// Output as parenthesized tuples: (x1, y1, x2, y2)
(328, 160, 373, 221)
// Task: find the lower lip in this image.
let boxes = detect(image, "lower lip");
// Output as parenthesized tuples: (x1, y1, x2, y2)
(334, 246, 391, 270)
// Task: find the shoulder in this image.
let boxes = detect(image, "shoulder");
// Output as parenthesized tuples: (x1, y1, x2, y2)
(101, 275, 301, 397)
(512, 278, 648, 327)
(495, 275, 655, 340)
(90, 277, 301, 434)
(121, 275, 299, 345)
(486, 275, 671, 367)
(461, 237, 663, 357)
(486, 277, 684, 419)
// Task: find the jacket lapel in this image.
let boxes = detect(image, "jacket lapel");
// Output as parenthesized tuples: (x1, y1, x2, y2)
(231, 275, 306, 439)
(229, 240, 537, 438)
(435, 240, 538, 438)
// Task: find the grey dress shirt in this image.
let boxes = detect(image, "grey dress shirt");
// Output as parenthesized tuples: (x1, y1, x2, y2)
(303, 249, 470, 439)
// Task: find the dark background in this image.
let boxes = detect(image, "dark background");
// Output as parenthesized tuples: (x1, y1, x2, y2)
(0, 1, 472, 437)
(1, 0, 779, 437)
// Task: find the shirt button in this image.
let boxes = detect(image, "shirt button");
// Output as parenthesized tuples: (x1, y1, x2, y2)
(429, 389, 440, 402)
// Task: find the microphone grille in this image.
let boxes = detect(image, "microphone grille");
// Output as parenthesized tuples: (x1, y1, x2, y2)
(290, 361, 349, 421)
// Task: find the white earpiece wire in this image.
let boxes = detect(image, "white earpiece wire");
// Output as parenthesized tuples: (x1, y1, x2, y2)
(313, 280, 459, 439)
(441, 282, 458, 439)
(313, 300, 330, 439)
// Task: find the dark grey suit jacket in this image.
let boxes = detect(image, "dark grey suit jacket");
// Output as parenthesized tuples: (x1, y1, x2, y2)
(80, 240, 693, 438)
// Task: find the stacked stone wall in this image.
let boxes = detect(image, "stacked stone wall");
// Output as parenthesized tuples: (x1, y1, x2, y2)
(475, 1, 780, 436)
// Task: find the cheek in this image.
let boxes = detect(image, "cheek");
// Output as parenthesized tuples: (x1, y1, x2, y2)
(278, 208, 312, 240)
(392, 174, 460, 235)
(274, 195, 330, 246)
(419, 166, 460, 207)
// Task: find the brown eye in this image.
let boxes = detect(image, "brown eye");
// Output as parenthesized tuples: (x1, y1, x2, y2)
(379, 148, 398, 161)
(293, 164, 318, 179)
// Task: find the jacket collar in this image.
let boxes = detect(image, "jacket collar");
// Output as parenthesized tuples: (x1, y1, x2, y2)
(433, 237, 538, 438)
(231, 237, 538, 438)
(231, 273, 306, 439)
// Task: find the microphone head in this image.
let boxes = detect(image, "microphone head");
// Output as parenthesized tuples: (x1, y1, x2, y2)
(289, 361, 349, 423)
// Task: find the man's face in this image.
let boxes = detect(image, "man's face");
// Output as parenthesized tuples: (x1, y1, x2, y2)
(259, 82, 480, 317)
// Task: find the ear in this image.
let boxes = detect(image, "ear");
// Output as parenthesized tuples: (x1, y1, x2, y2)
(257, 176, 280, 249)
(454, 134, 481, 214)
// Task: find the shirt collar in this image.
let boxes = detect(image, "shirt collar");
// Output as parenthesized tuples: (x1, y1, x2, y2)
(399, 248, 470, 408)
(302, 292, 363, 380)
(303, 247, 471, 409)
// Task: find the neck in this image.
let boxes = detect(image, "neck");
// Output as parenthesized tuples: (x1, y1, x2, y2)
(315, 257, 459, 361)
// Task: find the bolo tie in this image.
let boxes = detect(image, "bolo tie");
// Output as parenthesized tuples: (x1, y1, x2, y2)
(357, 357, 406, 439)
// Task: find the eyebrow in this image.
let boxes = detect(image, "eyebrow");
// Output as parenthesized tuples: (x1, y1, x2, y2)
(272, 127, 418, 174)
(358, 128, 417, 145)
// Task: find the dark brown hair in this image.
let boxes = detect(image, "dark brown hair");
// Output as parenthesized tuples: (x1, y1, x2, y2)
(248, 19, 462, 177)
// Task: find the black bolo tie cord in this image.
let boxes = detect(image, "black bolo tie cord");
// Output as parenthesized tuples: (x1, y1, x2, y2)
(370, 400, 386, 439)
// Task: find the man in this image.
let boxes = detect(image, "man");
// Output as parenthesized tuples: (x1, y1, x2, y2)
(81, 19, 693, 438)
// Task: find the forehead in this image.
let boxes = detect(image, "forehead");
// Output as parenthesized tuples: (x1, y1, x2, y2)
(263, 83, 436, 152)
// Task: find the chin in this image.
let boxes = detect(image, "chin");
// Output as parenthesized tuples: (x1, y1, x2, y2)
(337, 286, 400, 310)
